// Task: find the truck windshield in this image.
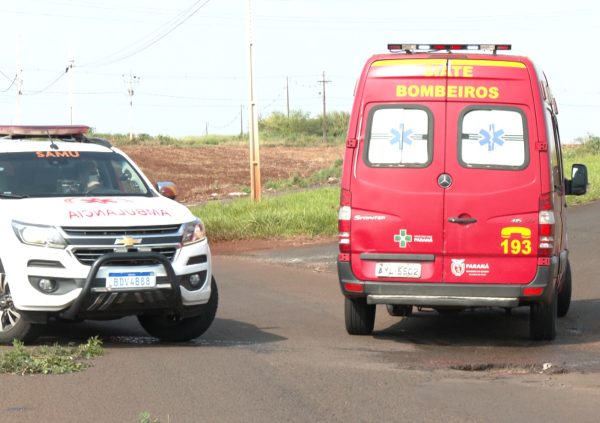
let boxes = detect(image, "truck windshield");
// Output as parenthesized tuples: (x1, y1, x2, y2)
(0, 151, 152, 198)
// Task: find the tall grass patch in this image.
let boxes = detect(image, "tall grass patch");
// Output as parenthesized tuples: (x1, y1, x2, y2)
(191, 187, 339, 241)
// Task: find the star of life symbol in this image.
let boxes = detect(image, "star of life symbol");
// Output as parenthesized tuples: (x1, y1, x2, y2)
(390, 123, 413, 149)
(394, 229, 412, 248)
(451, 259, 466, 277)
(479, 124, 505, 151)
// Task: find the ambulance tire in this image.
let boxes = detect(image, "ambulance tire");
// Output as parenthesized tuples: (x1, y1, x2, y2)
(0, 281, 41, 344)
(557, 261, 572, 318)
(345, 297, 375, 335)
(529, 286, 557, 341)
(138, 277, 218, 342)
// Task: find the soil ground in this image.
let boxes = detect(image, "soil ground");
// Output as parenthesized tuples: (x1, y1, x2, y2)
(121, 143, 344, 205)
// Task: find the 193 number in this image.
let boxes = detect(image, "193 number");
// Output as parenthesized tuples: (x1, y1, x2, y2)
(500, 239, 532, 255)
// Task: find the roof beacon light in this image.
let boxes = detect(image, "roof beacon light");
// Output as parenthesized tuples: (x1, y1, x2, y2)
(387, 44, 512, 54)
(0, 125, 90, 137)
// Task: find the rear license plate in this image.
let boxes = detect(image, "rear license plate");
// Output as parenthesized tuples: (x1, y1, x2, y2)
(107, 271, 156, 289)
(375, 262, 421, 278)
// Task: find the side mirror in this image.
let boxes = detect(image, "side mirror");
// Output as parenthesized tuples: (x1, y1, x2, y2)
(566, 164, 588, 196)
(157, 181, 177, 200)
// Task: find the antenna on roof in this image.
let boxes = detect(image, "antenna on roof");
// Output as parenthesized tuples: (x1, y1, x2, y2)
(46, 130, 59, 150)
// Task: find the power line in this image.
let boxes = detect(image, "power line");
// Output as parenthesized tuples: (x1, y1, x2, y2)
(21, 68, 68, 95)
(79, 0, 212, 68)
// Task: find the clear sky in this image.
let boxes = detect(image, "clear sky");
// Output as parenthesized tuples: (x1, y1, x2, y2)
(0, 0, 599, 142)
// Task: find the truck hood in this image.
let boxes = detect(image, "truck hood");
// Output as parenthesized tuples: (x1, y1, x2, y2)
(10, 196, 195, 227)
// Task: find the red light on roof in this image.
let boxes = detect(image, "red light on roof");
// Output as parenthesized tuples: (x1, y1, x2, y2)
(0, 125, 90, 137)
(387, 43, 512, 53)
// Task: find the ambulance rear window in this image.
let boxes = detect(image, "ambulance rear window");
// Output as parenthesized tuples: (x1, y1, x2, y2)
(365, 106, 432, 167)
(459, 108, 528, 169)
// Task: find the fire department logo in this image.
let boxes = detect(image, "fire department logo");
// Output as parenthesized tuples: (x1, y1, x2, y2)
(451, 259, 466, 277)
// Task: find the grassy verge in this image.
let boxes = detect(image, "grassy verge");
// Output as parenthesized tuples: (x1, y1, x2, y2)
(190, 187, 339, 242)
(0, 337, 103, 375)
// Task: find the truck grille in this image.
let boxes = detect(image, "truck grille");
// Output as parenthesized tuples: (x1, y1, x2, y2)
(62, 225, 181, 237)
(72, 247, 177, 266)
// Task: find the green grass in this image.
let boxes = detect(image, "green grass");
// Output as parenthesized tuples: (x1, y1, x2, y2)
(264, 159, 342, 191)
(0, 337, 103, 375)
(190, 187, 339, 242)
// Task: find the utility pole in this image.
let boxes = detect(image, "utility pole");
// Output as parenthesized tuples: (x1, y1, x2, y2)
(318, 71, 331, 142)
(125, 73, 140, 141)
(67, 59, 74, 124)
(240, 105, 244, 138)
(286, 76, 290, 119)
(247, 0, 261, 202)
(15, 67, 22, 125)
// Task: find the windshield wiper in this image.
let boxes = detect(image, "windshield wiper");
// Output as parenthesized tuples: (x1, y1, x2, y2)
(0, 193, 29, 199)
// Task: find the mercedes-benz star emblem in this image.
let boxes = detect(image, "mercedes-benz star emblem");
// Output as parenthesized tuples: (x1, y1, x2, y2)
(437, 173, 452, 188)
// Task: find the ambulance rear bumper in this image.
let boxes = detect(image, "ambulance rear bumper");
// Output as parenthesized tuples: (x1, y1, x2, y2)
(337, 259, 558, 308)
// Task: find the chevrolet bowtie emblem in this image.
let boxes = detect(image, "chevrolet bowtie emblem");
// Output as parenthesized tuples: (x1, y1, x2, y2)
(114, 237, 142, 247)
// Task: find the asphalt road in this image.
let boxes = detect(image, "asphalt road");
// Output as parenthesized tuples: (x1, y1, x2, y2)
(1, 202, 600, 422)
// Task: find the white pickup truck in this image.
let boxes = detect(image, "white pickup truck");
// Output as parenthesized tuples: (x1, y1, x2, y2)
(0, 125, 217, 343)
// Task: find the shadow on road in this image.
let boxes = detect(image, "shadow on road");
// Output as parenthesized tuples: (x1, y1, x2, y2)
(373, 298, 600, 348)
(34, 316, 287, 349)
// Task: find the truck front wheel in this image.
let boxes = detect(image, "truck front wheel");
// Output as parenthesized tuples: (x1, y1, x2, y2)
(0, 281, 40, 344)
(138, 277, 218, 342)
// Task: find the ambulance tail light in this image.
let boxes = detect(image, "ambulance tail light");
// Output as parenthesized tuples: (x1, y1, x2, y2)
(338, 189, 352, 255)
(538, 193, 555, 257)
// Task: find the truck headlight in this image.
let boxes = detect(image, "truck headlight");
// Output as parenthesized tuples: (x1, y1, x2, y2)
(12, 221, 67, 249)
(181, 219, 206, 245)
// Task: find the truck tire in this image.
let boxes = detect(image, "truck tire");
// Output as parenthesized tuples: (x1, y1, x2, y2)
(557, 261, 572, 318)
(345, 297, 375, 335)
(138, 277, 218, 342)
(0, 281, 40, 344)
(529, 286, 557, 341)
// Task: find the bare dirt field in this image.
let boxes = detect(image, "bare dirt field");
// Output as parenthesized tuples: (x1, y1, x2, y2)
(121, 143, 344, 205)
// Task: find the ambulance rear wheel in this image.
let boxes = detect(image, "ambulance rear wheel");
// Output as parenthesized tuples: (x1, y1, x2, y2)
(529, 286, 557, 341)
(557, 261, 572, 318)
(345, 297, 375, 335)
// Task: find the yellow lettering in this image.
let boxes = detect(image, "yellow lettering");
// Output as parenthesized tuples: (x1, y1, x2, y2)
(475, 87, 487, 99)
(421, 85, 434, 97)
(395, 84, 500, 100)
(463, 66, 473, 77)
(488, 86, 499, 99)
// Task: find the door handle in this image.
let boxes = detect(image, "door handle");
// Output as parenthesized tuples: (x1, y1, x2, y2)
(448, 217, 477, 224)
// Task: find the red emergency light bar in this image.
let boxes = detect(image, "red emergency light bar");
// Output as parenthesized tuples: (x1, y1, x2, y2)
(0, 125, 90, 137)
(387, 44, 512, 54)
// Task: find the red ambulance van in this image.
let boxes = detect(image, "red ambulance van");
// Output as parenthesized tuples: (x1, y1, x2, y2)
(337, 44, 589, 340)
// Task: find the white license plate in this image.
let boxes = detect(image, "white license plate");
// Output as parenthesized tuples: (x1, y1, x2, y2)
(107, 271, 156, 289)
(375, 262, 421, 278)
